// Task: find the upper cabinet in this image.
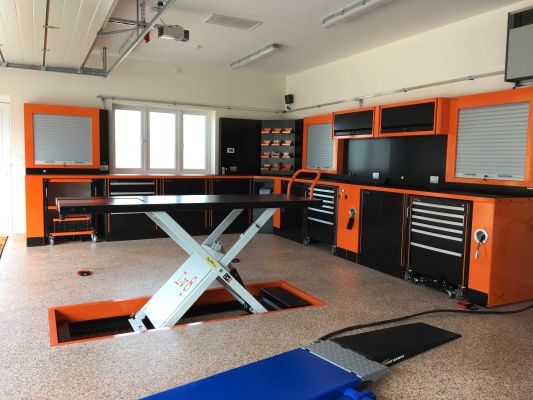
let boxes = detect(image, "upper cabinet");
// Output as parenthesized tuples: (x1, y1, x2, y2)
(303, 114, 343, 174)
(25, 104, 101, 170)
(333, 107, 377, 139)
(377, 98, 450, 137)
(446, 87, 533, 187)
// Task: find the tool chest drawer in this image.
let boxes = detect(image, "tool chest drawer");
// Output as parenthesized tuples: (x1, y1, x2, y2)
(108, 179, 156, 196)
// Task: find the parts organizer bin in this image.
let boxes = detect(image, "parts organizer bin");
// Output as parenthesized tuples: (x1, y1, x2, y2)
(260, 119, 302, 176)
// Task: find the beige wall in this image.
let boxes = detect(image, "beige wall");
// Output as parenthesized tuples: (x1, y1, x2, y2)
(0, 58, 286, 233)
(286, 0, 533, 118)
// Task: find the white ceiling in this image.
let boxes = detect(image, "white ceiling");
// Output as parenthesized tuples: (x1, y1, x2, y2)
(93, 0, 522, 74)
(0, 0, 524, 74)
(0, 0, 117, 67)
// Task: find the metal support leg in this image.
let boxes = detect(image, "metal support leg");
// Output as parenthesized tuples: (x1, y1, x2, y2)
(202, 209, 243, 247)
(132, 210, 271, 331)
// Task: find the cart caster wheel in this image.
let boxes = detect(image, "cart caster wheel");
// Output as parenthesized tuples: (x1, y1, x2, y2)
(447, 290, 455, 299)
(404, 271, 413, 282)
(91, 234, 97, 243)
(302, 237, 310, 246)
(48, 236, 55, 246)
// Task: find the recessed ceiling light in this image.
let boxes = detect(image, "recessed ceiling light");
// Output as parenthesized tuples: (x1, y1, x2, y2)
(204, 14, 262, 30)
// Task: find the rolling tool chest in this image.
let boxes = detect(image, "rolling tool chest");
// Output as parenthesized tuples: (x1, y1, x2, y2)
(404, 195, 472, 298)
(305, 185, 337, 247)
(44, 178, 98, 245)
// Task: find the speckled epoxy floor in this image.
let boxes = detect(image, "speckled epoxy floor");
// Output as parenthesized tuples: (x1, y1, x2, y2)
(0, 234, 531, 400)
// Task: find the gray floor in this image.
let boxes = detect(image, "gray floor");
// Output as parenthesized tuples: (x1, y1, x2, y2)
(0, 234, 531, 400)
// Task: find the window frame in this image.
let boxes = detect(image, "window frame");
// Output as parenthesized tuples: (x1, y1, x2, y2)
(179, 110, 211, 174)
(110, 104, 212, 175)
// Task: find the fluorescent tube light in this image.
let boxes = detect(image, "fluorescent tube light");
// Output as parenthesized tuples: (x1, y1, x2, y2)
(230, 43, 280, 68)
(322, 0, 394, 28)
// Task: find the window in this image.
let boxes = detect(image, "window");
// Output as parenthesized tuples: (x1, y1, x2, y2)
(112, 106, 211, 174)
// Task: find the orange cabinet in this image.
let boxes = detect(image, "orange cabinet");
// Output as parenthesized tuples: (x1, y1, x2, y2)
(272, 178, 282, 229)
(446, 87, 533, 188)
(24, 103, 101, 170)
(336, 184, 361, 254)
(376, 97, 449, 137)
(303, 114, 344, 174)
(468, 198, 533, 307)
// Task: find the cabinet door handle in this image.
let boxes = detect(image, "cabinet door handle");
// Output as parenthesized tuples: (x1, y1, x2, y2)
(346, 208, 357, 230)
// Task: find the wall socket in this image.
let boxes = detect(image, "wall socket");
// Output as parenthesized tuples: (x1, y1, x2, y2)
(430, 175, 439, 184)
(372, 172, 380, 180)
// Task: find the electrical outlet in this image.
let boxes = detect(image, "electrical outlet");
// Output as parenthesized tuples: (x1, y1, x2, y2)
(372, 172, 380, 180)
(430, 176, 439, 184)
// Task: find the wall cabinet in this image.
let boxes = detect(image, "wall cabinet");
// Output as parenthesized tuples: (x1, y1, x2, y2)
(377, 98, 449, 137)
(446, 87, 533, 187)
(303, 114, 343, 174)
(24, 104, 101, 170)
(333, 107, 376, 139)
(336, 184, 361, 254)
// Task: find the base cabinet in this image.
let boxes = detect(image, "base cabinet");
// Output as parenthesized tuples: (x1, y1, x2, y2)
(164, 179, 207, 236)
(358, 190, 405, 278)
(336, 184, 361, 254)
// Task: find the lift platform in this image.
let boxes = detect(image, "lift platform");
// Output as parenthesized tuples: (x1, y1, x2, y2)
(56, 194, 320, 331)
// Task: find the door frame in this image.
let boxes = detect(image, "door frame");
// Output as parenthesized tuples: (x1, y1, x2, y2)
(0, 102, 13, 234)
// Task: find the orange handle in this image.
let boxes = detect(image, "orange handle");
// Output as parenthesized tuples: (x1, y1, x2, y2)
(287, 169, 321, 199)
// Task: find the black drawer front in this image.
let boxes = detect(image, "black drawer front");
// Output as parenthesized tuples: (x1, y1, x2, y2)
(106, 213, 163, 241)
(109, 180, 156, 196)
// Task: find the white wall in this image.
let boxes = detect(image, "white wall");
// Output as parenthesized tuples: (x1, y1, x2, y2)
(0, 57, 286, 233)
(286, 0, 533, 118)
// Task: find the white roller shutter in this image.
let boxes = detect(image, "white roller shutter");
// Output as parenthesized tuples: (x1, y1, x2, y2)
(306, 123, 333, 170)
(455, 102, 529, 181)
(33, 114, 93, 165)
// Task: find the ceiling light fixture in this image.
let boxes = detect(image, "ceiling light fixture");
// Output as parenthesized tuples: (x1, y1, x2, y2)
(322, 0, 394, 28)
(230, 43, 280, 69)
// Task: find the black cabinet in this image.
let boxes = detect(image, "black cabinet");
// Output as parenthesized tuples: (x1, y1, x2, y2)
(211, 178, 252, 233)
(334, 109, 374, 137)
(359, 190, 405, 278)
(219, 118, 261, 175)
(406, 195, 472, 288)
(105, 179, 162, 241)
(278, 181, 307, 243)
(381, 102, 435, 133)
(164, 179, 207, 236)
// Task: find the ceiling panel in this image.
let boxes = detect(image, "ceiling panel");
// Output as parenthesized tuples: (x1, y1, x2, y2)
(15, 0, 35, 64)
(32, 0, 47, 63)
(0, 0, 24, 63)
(45, 0, 66, 65)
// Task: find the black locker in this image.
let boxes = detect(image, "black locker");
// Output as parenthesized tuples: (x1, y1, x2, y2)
(359, 190, 405, 278)
(219, 118, 261, 175)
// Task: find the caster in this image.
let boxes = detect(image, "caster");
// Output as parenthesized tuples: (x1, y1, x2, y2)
(404, 270, 413, 282)
(48, 236, 55, 246)
(447, 290, 455, 299)
(91, 233, 97, 243)
(302, 237, 310, 246)
(456, 286, 466, 300)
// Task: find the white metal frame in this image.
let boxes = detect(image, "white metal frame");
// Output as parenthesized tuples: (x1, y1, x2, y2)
(128, 207, 277, 331)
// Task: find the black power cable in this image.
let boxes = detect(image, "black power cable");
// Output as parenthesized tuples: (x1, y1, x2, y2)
(318, 302, 533, 341)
